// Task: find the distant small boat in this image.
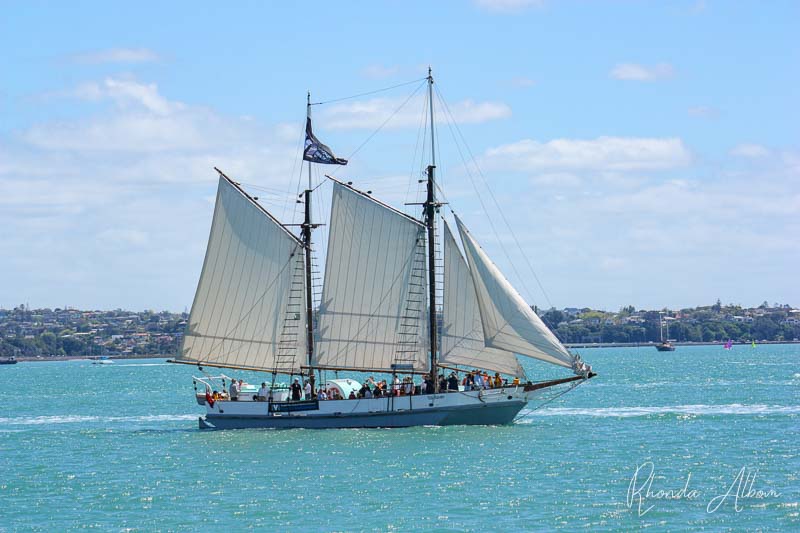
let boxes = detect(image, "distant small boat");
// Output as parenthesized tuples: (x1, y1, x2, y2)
(655, 313, 676, 352)
(724, 340, 733, 350)
(91, 356, 114, 365)
(0, 356, 18, 365)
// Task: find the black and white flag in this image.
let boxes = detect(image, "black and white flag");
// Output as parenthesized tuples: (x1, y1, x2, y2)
(303, 118, 347, 165)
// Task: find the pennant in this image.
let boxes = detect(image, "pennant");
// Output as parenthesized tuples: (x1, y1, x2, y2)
(303, 118, 347, 165)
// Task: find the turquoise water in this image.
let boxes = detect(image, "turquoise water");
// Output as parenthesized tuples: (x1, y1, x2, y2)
(1, 345, 798, 531)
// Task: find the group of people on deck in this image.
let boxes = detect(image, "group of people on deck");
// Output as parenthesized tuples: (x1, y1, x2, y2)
(210, 370, 523, 403)
(313, 370, 522, 401)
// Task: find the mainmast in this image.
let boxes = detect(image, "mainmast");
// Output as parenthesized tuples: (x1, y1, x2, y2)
(303, 92, 316, 395)
(425, 68, 440, 391)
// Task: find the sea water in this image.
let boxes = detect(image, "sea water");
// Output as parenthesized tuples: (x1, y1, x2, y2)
(0, 345, 797, 531)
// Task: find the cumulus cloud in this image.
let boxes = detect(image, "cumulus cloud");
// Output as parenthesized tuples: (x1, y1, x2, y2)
(482, 136, 691, 172)
(610, 63, 675, 81)
(1, 76, 306, 310)
(320, 95, 511, 129)
(69, 48, 160, 64)
(474, 0, 545, 13)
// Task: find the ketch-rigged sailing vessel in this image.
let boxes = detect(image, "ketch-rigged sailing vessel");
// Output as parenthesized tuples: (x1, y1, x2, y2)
(170, 71, 595, 429)
(655, 312, 676, 352)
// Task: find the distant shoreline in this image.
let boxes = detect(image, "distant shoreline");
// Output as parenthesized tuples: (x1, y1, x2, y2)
(565, 340, 800, 349)
(14, 354, 168, 362)
(11, 340, 800, 362)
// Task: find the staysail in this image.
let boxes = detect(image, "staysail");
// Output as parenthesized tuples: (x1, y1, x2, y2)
(440, 222, 527, 378)
(454, 215, 575, 369)
(179, 175, 307, 373)
(313, 182, 429, 372)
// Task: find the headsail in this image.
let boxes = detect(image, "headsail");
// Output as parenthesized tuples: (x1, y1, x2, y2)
(440, 221, 527, 378)
(313, 182, 429, 372)
(179, 175, 307, 373)
(454, 215, 575, 369)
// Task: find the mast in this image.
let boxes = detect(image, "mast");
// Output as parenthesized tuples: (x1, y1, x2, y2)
(425, 68, 440, 391)
(304, 92, 316, 395)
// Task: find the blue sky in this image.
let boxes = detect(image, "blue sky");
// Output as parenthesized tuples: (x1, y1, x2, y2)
(1, 0, 798, 312)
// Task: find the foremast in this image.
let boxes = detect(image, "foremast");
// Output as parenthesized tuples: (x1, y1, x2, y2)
(425, 68, 441, 391)
(303, 92, 316, 395)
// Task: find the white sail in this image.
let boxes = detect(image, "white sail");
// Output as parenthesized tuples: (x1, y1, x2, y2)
(180, 176, 307, 373)
(454, 215, 574, 369)
(440, 222, 527, 378)
(314, 182, 429, 372)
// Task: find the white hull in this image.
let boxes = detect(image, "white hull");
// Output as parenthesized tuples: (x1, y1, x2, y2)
(197, 387, 538, 430)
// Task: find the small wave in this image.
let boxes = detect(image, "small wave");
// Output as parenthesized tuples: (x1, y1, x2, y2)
(518, 404, 800, 419)
(0, 414, 198, 426)
(111, 363, 170, 367)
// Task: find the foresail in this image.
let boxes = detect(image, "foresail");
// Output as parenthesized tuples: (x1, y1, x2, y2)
(454, 215, 574, 369)
(441, 222, 527, 378)
(314, 182, 429, 372)
(180, 176, 306, 373)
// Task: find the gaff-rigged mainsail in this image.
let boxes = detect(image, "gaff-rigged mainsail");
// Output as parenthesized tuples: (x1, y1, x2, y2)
(440, 222, 527, 378)
(179, 175, 307, 373)
(454, 215, 575, 369)
(313, 182, 429, 372)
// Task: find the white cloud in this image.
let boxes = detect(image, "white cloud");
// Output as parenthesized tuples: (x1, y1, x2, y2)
(474, 0, 545, 13)
(70, 48, 160, 64)
(321, 95, 511, 129)
(482, 136, 691, 172)
(531, 172, 582, 188)
(71, 78, 177, 114)
(730, 143, 770, 158)
(610, 63, 675, 81)
(1, 76, 304, 310)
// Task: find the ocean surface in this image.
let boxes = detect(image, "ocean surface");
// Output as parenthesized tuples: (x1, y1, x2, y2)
(1, 344, 797, 531)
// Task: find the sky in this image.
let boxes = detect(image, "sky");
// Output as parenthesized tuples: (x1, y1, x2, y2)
(1, 0, 798, 313)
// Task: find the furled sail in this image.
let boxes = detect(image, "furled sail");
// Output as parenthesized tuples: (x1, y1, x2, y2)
(440, 222, 527, 378)
(454, 215, 575, 369)
(314, 182, 429, 372)
(180, 175, 307, 373)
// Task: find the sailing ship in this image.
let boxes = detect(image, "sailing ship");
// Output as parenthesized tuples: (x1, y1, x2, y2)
(655, 313, 676, 352)
(170, 71, 595, 429)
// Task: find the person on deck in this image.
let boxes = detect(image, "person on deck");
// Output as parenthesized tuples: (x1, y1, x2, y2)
(358, 383, 370, 398)
(473, 371, 484, 391)
(229, 379, 239, 401)
(290, 378, 302, 401)
(447, 372, 459, 391)
(317, 388, 328, 400)
(463, 372, 473, 390)
(257, 382, 269, 401)
(494, 373, 503, 388)
(304, 379, 312, 400)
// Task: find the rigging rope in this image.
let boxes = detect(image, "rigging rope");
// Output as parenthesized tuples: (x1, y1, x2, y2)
(310, 77, 427, 106)
(433, 84, 555, 310)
